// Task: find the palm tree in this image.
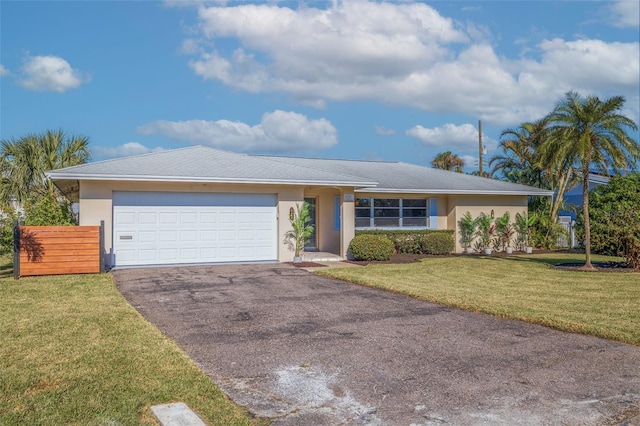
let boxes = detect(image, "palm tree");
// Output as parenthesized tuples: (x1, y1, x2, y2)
(431, 151, 465, 172)
(491, 118, 579, 247)
(0, 129, 90, 206)
(490, 119, 549, 187)
(544, 91, 639, 269)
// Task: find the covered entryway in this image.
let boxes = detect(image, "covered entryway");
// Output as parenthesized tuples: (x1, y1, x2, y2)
(112, 192, 277, 266)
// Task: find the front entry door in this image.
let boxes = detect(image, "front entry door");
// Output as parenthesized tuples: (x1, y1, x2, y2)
(304, 197, 317, 250)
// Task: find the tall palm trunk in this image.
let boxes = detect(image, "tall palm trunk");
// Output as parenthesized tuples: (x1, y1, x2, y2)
(582, 166, 594, 269)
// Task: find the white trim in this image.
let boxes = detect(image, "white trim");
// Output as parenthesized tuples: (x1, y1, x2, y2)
(45, 173, 376, 187)
(355, 188, 553, 196)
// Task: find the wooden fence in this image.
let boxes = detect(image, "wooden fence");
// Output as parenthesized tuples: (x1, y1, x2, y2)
(13, 222, 104, 279)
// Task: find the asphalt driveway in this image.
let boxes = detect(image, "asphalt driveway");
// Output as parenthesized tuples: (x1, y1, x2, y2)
(113, 264, 640, 425)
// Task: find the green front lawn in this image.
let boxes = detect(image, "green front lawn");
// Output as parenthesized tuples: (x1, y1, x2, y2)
(0, 256, 257, 425)
(318, 253, 640, 345)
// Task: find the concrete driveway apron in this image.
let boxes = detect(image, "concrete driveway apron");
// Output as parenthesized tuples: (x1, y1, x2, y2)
(113, 263, 640, 426)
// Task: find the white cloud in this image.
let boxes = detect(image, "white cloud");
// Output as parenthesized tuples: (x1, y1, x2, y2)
(136, 110, 338, 153)
(0, 65, 9, 77)
(183, 1, 639, 126)
(609, 0, 639, 28)
(406, 123, 496, 153)
(374, 126, 395, 136)
(19, 55, 90, 92)
(91, 142, 164, 159)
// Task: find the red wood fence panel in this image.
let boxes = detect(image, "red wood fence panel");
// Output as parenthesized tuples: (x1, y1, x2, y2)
(16, 225, 104, 278)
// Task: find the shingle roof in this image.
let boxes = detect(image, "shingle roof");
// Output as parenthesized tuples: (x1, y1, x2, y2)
(47, 145, 552, 196)
(258, 155, 552, 196)
(46, 146, 377, 186)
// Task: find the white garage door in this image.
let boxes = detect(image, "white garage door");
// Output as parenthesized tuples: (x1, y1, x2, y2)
(112, 192, 277, 266)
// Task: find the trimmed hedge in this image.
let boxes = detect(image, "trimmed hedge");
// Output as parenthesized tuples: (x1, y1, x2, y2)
(421, 233, 454, 255)
(356, 229, 454, 255)
(349, 234, 395, 261)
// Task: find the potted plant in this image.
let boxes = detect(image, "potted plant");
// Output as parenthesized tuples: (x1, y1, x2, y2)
(495, 212, 515, 254)
(285, 202, 315, 263)
(458, 211, 476, 254)
(515, 211, 535, 253)
(474, 211, 495, 254)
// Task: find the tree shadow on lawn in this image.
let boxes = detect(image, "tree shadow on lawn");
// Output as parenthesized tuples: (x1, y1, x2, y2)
(456, 252, 588, 267)
(0, 262, 13, 279)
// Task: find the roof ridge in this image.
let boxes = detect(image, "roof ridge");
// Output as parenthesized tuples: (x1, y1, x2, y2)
(255, 155, 381, 183)
(254, 154, 399, 165)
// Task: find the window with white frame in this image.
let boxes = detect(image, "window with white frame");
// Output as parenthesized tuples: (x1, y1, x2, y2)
(355, 198, 431, 228)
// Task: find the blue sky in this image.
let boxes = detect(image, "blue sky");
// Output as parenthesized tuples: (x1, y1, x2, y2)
(1, 1, 638, 172)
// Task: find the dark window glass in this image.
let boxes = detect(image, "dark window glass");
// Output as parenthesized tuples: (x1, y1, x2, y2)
(403, 209, 427, 217)
(374, 198, 399, 208)
(374, 218, 399, 227)
(355, 198, 371, 208)
(403, 199, 427, 208)
(374, 208, 399, 218)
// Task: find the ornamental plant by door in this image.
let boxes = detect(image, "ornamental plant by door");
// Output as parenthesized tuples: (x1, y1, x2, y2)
(458, 212, 476, 254)
(475, 212, 495, 254)
(285, 202, 315, 263)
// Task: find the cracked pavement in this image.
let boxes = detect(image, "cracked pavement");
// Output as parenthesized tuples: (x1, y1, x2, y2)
(114, 263, 640, 425)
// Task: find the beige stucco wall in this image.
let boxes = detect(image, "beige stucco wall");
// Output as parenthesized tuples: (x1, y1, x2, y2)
(446, 195, 528, 252)
(78, 180, 530, 263)
(78, 180, 308, 264)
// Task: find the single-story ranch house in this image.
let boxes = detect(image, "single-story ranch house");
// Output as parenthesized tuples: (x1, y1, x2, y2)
(46, 146, 551, 268)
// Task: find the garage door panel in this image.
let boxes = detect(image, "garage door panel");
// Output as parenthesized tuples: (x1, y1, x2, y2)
(113, 192, 277, 266)
(138, 212, 157, 224)
(159, 212, 178, 224)
(238, 229, 254, 240)
(138, 250, 157, 261)
(181, 212, 198, 224)
(200, 212, 217, 223)
(138, 231, 157, 243)
(200, 230, 217, 241)
(159, 230, 177, 242)
(219, 229, 236, 241)
(180, 230, 198, 241)
(200, 247, 217, 257)
(159, 248, 178, 260)
(115, 211, 136, 225)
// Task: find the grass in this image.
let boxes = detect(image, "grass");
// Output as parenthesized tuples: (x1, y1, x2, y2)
(318, 253, 640, 346)
(0, 255, 258, 426)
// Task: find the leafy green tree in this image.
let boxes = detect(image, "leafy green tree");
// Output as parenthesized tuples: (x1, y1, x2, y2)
(585, 173, 640, 269)
(431, 151, 465, 172)
(543, 91, 639, 268)
(491, 118, 577, 245)
(1, 129, 89, 205)
(24, 193, 76, 226)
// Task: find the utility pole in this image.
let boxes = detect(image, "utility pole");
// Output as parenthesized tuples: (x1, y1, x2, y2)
(478, 119, 483, 176)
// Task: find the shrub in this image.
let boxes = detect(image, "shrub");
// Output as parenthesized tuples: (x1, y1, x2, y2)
(420, 233, 454, 255)
(0, 207, 20, 255)
(394, 235, 422, 254)
(24, 194, 76, 226)
(349, 234, 394, 261)
(356, 229, 455, 254)
(586, 173, 640, 269)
